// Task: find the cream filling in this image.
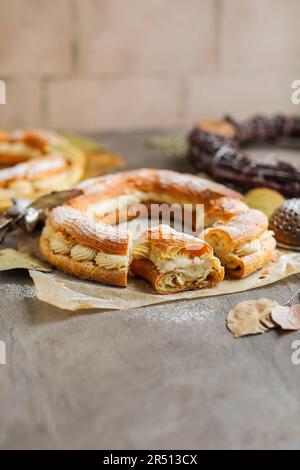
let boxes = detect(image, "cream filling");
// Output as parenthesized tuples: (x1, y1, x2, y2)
(46, 227, 128, 269)
(160, 256, 214, 289)
(50, 234, 75, 255)
(224, 232, 274, 268)
(133, 241, 213, 284)
(0, 142, 42, 158)
(150, 249, 200, 272)
(234, 239, 261, 257)
(42, 224, 52, 240)
(70, 245, 96, 262)
(95, 252, 128, 269)
(132, 241, 150, 260)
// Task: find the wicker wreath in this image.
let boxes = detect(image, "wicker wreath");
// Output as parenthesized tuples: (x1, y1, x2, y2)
(188, 115, 300, 197)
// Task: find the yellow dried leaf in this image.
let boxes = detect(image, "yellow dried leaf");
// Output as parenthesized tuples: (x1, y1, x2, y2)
(244, 188, 285, 218)
(227, 298, 279, 338)
(271, 304, 300, 330)
(61, 133, 106, 153)
(0, 248, 51, 272)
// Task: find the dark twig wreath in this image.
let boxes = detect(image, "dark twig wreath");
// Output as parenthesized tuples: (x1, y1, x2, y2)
(188, 115, 300, 197)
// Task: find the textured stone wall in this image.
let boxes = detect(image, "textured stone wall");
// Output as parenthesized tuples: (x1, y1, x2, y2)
(0, 0, 299, 130)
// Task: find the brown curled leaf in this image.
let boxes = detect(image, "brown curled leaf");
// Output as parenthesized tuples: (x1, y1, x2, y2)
(271, 304, 300, 330)
(30, 189, 84, 210)
(227, 298, 279, 338)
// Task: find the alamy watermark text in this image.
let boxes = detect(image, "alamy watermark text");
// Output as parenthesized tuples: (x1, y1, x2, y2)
(0, 80, 6, 104)
(291, 80, 300, 105)
(0, 340, 6, 365)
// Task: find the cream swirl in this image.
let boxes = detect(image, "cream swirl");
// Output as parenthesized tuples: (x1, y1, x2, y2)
(151, 250, 205, 273)
(132, 242, 150, 260)
(70, 244, 97, 262)
(95, 252, 128, 270)
(42, 224, 52, 240)
(50, 234, 75, 255)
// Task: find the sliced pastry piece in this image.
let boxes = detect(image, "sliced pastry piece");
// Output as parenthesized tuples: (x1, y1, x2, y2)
(131, 224, 224, 294)
(204, 210, 276, 278)
(40, 206, 130, 286)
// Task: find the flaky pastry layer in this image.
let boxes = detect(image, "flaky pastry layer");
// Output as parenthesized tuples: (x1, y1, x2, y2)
(131, 225, 224, 294)
(204, 210, 275, 278)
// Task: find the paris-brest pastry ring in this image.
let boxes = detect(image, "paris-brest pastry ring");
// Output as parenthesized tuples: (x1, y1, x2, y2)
(0, 129, 85, 204)
(40, 169, 276, 294)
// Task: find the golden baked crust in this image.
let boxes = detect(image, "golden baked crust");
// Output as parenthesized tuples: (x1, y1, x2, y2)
(226, 232, 276, 278)
(48, 206, 129, 255)
(204, 210, 268, 251)
(0, 155, 68, 183)
(131, 258, 224, 294)
(204, 210, 275, 278)
(204, 197, 249, 227)
(71, 168, 243, 211)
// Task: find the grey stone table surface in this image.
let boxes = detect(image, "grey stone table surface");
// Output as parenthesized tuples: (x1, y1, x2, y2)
(0, 129, 300, 450)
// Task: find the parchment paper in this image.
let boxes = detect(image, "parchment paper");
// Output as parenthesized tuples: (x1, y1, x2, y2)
(28, 251, 300, 311)
(13, 229, 300, 311)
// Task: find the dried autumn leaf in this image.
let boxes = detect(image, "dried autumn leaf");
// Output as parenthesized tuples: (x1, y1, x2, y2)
(227, 298, 279, 338)
(30, 189, 83, 211)
(244, 188, 285, 218)
(0, 248, 51, 272)
(271, 304, 300, 330)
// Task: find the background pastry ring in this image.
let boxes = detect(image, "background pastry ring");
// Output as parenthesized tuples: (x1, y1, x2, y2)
(0, 129, 85, 209)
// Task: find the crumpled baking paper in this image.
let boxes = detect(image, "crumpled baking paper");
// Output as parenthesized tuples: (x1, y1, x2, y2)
(27, 250, 300, 312)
